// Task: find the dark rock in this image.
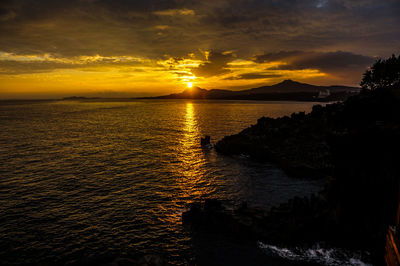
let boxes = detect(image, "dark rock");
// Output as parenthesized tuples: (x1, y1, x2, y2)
(201, 135, 211, 147)
(215, 89, 400, 180)
(192, 88, 400, 265)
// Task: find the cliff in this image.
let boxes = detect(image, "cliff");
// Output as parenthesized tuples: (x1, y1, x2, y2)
(183, 88, 400, 265)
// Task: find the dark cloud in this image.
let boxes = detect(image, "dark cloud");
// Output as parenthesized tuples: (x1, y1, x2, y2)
(294, 51, 374, 72)
(0, 60, 74, 75)
(191, 51, 235, 77)
(256, 50, 374, 76)
(225, 73, 282, 80)
(0, 0, 200, 58)
(0, 0, 399, 59)
(0, 57, 144, 75)
(0, 0, 399, 88)
(254, 51, 304, 63)
(197, 0, 400, 56)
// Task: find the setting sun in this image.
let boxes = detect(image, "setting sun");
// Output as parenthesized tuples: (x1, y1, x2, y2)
(187, 82, 193, 88)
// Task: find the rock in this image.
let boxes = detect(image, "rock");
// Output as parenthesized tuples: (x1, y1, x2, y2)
(193, 88, 400, 264)
(200, 135, 211, 146)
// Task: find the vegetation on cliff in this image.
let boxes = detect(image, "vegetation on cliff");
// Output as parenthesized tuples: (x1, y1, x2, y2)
(361, 54, 400, 90)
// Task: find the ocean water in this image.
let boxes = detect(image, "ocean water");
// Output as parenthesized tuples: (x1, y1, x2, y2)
(0, 99, 327, 265)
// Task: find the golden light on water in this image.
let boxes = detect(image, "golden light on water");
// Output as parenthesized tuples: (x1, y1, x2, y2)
(174, 102, 215, 204)
(181, 102, 198, 161)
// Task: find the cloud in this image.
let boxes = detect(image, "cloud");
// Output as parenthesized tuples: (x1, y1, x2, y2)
(153, 8, 195, 16)
(0, 53, 147, 74)
(0, 0, 199, 58)
(1, 0, 399, 62)
(191, 51, 235, 77)
(198, 0, 400, 57)
(0, 0, 399, 96)
(255, 50, 374, 77)
(154, 25, 169, 30)
(253, 51, 303, 63)
(224, 73, 282, 80)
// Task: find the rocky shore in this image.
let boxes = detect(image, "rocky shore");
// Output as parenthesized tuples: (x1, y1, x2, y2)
(215, 105, 334, 179)
(183, 88, 400, 265)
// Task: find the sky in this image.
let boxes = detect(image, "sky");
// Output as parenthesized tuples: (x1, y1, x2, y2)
(0, 0, 399, 99)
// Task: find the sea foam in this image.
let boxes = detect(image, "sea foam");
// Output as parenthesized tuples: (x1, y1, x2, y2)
(257, 241, 371, 266)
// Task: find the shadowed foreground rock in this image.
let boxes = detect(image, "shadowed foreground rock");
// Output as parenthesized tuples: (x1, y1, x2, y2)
(182, 197, 329, 246)
(185, 88, 400, 265)
(215, 88, 400, 180)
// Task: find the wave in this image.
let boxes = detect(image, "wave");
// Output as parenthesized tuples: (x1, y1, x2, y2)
(257, 241, 371, 266)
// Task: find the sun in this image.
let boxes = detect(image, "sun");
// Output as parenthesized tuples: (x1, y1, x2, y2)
(187, 82, 193, 88)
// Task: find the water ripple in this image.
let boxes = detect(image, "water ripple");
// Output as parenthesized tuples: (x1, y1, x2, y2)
(0, 99, 323, 265)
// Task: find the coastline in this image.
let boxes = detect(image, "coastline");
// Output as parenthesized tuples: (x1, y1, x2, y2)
(183, 88, 400, 265)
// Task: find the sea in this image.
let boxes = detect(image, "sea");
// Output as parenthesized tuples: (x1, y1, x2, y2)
(0, 99, 370, 265)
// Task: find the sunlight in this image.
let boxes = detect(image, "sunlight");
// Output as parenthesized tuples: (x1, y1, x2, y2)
(183, 102, 197, 143)
(175, 102, 213, 201)
(187, 82, 193, 88)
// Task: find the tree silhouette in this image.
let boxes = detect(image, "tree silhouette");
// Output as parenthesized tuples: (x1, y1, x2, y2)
(360, 54, 400, 90)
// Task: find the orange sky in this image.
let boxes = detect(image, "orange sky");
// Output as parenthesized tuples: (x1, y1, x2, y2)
(1, 1, 399, 99)
(0, 52, 331, 98)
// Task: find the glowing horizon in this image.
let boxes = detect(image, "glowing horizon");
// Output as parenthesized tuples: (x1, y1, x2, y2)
(0, 51, 332, 99)
(0, 1, 399, 99)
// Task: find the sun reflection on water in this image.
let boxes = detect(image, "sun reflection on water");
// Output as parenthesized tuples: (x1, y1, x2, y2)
(183, 102, 197, 141)
(176, 102, 215, 203)
(158, 102, 214, 226)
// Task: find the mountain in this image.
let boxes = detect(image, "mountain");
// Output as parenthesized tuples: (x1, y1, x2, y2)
(245, 79, 356, 93)
(146, 80, 360, 101)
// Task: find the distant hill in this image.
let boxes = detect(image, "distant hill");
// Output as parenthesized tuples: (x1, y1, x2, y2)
(62, 96, 100, 100)
(146, 80, 360, 102)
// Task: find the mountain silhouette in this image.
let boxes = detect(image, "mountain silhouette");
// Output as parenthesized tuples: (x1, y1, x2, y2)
(146, 80, 360, 101)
